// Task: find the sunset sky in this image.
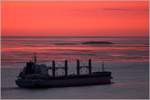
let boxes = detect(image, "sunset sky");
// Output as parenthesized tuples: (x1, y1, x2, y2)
(2, 1, 149, 37)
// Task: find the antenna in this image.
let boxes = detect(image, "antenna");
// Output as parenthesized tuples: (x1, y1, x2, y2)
(33, 52, 37, 64)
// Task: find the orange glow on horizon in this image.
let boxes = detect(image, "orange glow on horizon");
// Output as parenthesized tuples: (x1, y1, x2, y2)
(2, 1, 149, 36)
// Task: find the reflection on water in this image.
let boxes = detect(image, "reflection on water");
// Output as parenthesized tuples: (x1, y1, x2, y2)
(1, 36, 149, 65)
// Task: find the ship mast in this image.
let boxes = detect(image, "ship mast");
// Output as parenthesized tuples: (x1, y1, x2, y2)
(102, 61, 105, 72)
(33, 53, 37, 64)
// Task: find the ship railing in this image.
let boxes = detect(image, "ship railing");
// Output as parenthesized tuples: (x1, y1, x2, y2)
(47, 66, 65, 70)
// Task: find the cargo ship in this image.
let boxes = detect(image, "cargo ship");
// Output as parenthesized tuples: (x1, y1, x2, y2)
(16, 54, 112, 88)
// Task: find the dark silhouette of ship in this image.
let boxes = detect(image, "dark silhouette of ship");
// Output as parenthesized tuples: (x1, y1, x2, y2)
(16, 53, 112, 88)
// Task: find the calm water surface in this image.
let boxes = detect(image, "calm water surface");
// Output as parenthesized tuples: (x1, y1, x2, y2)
(1, 36, 149, 65)
(1, 36, 149, 99)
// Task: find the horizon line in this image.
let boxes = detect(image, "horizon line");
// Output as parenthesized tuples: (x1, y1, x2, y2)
(1, 35, 149, 38)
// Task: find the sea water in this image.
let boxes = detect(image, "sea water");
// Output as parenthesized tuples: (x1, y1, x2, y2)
(1, 36, 149, 99)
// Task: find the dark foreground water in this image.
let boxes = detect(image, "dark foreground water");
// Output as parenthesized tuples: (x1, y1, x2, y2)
(1, 61, 149, 99)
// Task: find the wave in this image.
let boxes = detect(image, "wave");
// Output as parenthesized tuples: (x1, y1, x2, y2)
(54, 43, 78, 45)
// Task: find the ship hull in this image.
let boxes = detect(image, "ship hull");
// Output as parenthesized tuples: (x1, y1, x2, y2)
(16, 72, 112, 88)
